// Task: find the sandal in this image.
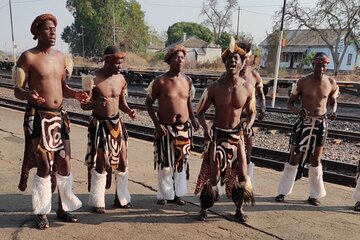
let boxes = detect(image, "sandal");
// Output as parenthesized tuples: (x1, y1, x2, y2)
(35, 214, 49, 230)
(174, 196, 186, 205)
(275, 194, 285, 202)
(354, 201, 360, 211)
(307, 197, 321, 206)
(197, 209, 208, 221)
(234, 209, 249, 223)
(93, 207, 106, 214)
(114, 195, 132, 208)
(157, 199, 167, 205)
(56, 211, 78, 223)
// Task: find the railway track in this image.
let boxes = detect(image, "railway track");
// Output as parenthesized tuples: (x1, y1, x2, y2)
(0, 97, 357, 187)
(1, 80, 359, 123)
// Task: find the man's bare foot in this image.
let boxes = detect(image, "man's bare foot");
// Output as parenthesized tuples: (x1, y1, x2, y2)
(93, 207, 106, 214)
(56, 210, 78, 223)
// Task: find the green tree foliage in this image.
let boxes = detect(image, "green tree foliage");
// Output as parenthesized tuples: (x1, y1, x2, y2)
(166, 22, 214, 46)
(62, 0, 150, 57)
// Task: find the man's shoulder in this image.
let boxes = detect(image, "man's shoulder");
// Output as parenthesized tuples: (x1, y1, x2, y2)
(326, 75, 337, 85)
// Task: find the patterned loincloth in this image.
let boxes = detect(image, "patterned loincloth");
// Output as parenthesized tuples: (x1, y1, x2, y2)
(153, 121, 192, 179)
(290, 114, 328, 180)
(194, 127, 244, 198)
(18, 105, 70, 192)
(85, 113, 128, 190)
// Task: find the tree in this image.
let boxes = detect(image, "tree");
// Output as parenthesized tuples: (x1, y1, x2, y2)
(62, 0, 150, 57)
(166, 22, 214, 46)
(200, 0, 238, 43)
(281, 0, 360, 75)
(218, 31, 255, 50)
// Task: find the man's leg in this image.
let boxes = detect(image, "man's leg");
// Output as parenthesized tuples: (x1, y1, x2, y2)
(88, 149, 107, 214)
(307, 147, 326, 206)
(55, 140, 82, 222)
(114, 140, 132, 208)
(353, 161, 360, 211)
(32, 138, 52, 230)
(232, 137, 254, 223)
(275, 146, 300, 202)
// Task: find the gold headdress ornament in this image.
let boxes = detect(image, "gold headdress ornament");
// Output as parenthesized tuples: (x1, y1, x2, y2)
(312, 56, 330, 64)
(164, 45, 187, 63)
(103, 52, 126, 62)
(221, 36, 247, 63)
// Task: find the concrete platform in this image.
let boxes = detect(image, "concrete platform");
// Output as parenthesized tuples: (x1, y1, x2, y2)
(0, 107, 359, 240)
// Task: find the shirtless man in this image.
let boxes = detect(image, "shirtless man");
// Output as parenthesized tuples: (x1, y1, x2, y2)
(275, 52, 338, 205)
(194, 39, 256, 222)
(145, 45, 199, 205)
(81, 46, 135, 214)
(13, 14, 88, 229)
(353, 161, 360, 211)
(237, 40, 266, 189)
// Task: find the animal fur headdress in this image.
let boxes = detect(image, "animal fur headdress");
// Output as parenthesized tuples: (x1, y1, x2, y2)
(31, 13, 57, 40)
(164, 45, 187, 64)
(221, 36, 253, 63)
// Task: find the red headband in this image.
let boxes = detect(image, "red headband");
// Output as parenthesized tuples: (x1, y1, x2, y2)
(312, 56, 330, 64)
(103, 52, 126, 62)
(164, 45, 187, 63)
(31, 13, 57, 39)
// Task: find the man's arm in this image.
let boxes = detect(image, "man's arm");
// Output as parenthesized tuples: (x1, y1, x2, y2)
(244, 87, 256, 130)
(328, 77, 339, 120)
(119, 80, 135, 119)
(187, 77, 199, 130)
(287, 79, 303, 114)
(253, 70, 266, 121)
(13, 52, 45, 104)
(196, 87, 213, 141)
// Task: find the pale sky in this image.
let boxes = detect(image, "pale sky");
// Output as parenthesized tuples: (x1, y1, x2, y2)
(0, 0, 316, 54)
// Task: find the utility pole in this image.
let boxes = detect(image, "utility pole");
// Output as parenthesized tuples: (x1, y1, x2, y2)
(236, 6, 240, 39)
(271, 0, 286, 108)
(8, 0, 16, 63)
(112, 0, 116, 45)
(81, 25, 85, 59)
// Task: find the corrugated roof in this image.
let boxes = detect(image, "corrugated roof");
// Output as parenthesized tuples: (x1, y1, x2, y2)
(259, 29, 345, 47)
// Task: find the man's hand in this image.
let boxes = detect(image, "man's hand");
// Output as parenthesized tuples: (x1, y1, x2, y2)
(155, 123, 167, 137)
(242, 122, 253, 136)
(127, 109, 136, 119)
(258, 108, 266, 121)
(204, 127, 213, 141)
(75, 91, 90, 103)
(299, 108, 309, 118)
(29, 90, 45, 104)
(328, 112, 337, 120)
(191, 120, 200, 131)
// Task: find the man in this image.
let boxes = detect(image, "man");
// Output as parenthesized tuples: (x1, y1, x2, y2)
(13, 14, 89, 230)
(145, 45, 199, 205)
(353, 161, 360, 211)
(194, 38, 256, 222)
(237, 40, 266, 189)
(81, 46, 135, 214)
(275, 52, 339, 206)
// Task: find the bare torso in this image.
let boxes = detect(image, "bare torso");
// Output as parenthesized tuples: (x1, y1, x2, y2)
(210, 76, 253, 129)
(91, 70, 126, 118)
(154, 72, 191, 124)
(21, 48, 66, 110)
(299, 74, 336, 116)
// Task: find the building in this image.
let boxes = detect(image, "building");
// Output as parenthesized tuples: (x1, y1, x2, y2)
(259, 29, 359, 72)
(163, 34, 222, 63)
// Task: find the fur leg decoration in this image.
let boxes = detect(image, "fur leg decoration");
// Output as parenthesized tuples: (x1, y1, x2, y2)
(115, 170, 131, 206)
(200, 182, 219, 210)
(174, 167, 187, 197)
(56, 173, 82, 212)
(247, 162, 255, 192)
(32, 174, 52, 215)
(88, 169, 106, 208)
(277, 162, 298, 196)
(232, 176, 255, 207)
(352, 175, 360, 201)
(308, 165, 326, 199)
(157, 167, 175, 200)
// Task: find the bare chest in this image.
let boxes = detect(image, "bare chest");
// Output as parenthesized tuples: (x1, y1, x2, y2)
(160, 81, 189, 100)
(302, 83, 332, 100)
(94, 78, 122, 98)
(214, 87, 247, 109)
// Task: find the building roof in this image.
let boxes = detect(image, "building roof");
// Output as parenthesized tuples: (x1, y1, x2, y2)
(259, 29, 346, 47)
(164, 36, 220, 51)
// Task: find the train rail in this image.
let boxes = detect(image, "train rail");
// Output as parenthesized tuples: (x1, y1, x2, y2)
(0, 97, 357, 187)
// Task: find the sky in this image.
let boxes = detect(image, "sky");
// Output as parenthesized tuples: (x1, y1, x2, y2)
(0, 0, 316, 55)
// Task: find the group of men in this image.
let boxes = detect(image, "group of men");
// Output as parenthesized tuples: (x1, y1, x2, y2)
(13, 13, 360, 230)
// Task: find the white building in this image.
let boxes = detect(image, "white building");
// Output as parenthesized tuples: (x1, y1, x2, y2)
(259, 29, 359, 72)
(163, 35, 222, 63)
